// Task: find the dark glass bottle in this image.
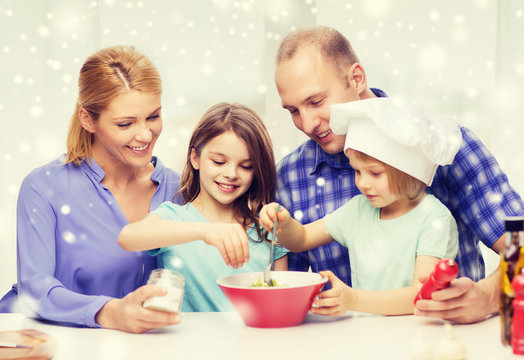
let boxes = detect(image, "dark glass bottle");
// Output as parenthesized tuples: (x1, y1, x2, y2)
(500, 216, 524, 345)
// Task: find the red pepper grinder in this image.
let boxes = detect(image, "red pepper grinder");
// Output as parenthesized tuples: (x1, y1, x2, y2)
(512, 273, 524, 354)
(414, 258, 459, 304)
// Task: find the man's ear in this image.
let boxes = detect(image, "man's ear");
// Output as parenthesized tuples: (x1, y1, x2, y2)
(79, 107, 96, 133)
(347, 63, 368, 96)
(190, 147, 200, 170)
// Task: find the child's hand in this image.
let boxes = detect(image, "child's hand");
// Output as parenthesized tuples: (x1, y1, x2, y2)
(311, 270, 353, 316)
(259, 202, 291, 234)
(203, 223, 249, 269)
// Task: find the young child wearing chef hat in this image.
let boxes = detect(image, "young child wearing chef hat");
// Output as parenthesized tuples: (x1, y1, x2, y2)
(260, 97, 461, 316)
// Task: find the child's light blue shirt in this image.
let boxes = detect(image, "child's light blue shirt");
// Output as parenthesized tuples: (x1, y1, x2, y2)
(324, 194, 458, 290)
(148, 202, 288, 312)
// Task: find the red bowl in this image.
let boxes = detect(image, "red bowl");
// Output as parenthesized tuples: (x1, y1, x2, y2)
(217, 271, 328, 328)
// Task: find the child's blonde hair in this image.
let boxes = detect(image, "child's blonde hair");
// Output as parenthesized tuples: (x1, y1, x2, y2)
(346, 149, 426, 200)
(178, 102, 276, 240)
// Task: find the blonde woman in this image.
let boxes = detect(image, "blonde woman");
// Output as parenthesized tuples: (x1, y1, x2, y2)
(0, 46, 182, 333)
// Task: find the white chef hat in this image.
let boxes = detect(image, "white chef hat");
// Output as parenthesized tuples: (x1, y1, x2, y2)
(330, 98, 462, 186)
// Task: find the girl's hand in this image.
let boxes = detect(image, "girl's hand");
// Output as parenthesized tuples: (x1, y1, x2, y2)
(203, 223, 249, 268)
(95, 284, 182, 333)
(311, 270, 354, 316)
(259, 202, 291, 234)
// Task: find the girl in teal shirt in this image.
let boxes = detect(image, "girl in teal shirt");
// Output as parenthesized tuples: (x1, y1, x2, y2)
(119, 102, 288, 311)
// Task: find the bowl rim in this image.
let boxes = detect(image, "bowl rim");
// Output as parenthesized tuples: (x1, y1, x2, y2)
(216, 270, 328, 290)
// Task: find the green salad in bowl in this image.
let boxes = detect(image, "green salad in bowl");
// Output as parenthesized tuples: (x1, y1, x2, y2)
(250, 277, 287, 287)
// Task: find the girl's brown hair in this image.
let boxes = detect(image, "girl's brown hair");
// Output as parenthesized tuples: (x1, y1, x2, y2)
(66, 45, 162, 165)
(178, 102, 276, 241)
(346, 149, 427, 200)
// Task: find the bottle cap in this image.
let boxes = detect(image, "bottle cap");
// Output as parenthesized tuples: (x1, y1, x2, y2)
(513, 273, 524, 296)
(506, 217, 524, 232)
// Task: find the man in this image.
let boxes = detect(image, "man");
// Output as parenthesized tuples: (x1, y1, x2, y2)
(274, 25, 524, 323)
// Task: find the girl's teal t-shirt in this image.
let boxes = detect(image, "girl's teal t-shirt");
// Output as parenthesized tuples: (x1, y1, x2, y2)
(148, 202, 288, 312)
(324, 194, 458, 290)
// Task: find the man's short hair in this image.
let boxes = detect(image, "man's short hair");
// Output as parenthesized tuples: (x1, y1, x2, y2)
(276, 26, 360, 86)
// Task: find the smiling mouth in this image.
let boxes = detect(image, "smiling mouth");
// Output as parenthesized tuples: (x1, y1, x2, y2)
(127, 143, 149, 151)
(216, 182, 238, 190)
(317, 130, 331, 139)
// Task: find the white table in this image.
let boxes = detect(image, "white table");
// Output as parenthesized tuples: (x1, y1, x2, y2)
(0, 312, 518, 359)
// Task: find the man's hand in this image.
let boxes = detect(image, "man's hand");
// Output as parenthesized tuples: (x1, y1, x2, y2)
(414, 276, 498, 323)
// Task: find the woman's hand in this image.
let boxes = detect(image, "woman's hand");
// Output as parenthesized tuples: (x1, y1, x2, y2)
(95, 284, 182, 333)
(202, 223, 249, 269)
(310, 270, 354, 316)
(259, 202, 291, 234)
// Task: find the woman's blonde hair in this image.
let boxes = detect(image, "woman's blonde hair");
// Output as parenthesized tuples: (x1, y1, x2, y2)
(65, 45, 162, 165)
(178, 102, 276, 241)
(346, 149, 427, 200)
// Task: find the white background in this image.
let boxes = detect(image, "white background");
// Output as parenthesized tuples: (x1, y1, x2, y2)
(1, 0, 523, 295)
